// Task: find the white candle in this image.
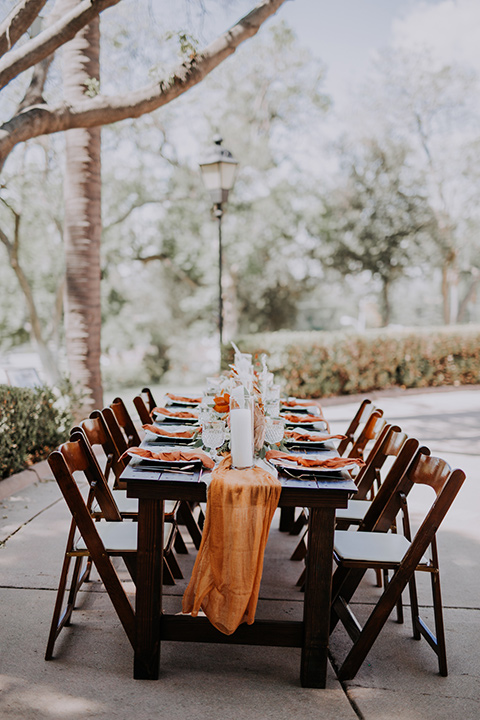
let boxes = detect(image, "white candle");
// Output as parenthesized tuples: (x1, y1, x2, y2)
(230, 407, 253, 468)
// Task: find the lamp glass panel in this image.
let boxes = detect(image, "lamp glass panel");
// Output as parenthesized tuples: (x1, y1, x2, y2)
(220, 161, 237, 190)
(200, 162, 222, 191)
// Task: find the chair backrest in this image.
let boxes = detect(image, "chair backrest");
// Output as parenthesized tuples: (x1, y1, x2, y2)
(71, 412, 125, 482)
(358, 436, 422, 532)
(133, 394, 152, 425)
(141, 387, 157, 414)
(364, 447, 466, 542)
(347, 410, 385, 460)
(353, 424, 407, 499)
(50, 432, 122, 522)
(110, 397, 141, 447)
(337, 400, 377, 456)
(372, 449, 465, 568)
(101, 406, 129, 455)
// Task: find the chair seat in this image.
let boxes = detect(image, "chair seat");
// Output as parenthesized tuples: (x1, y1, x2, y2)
(75, 521, 175, 554)
(334, 529, 429, 567)
(93, 492, 177, 517)
(336, 499, 371, 523)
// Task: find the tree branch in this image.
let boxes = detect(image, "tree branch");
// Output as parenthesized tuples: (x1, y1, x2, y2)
(135, 252, 201, 289)
(0, 0, 48, 59)
(0, 0, 287, 170)
(0, 0, 121, 90)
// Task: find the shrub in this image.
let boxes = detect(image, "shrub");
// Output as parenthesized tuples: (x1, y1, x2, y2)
(0, 383, 74, 479)
(224, 325, 480, 398)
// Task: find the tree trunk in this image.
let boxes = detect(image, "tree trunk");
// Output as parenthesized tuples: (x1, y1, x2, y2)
(380, 277, 391, 327)
(62, 0, 102, 414)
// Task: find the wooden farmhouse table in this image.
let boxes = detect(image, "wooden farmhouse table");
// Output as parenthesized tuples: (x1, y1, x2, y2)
(123, 460, 357, 687)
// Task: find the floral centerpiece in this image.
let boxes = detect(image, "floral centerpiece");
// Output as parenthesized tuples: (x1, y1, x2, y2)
(198, 348, 286, 464)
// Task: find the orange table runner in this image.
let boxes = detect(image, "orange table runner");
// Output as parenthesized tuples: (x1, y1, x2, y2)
(182, 454, 281, 635)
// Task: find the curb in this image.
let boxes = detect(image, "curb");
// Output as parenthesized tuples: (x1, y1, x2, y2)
(0, 460, 53, 502)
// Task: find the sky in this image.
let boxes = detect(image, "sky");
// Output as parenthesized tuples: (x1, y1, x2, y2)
(223, 0, 480, 109)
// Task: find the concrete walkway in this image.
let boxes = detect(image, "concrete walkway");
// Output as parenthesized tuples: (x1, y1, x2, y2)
(0, 388, 479, 720)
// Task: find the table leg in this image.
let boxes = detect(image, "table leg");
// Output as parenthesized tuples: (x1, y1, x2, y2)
(279, 506, 295, 532)
(134, 497, 164, 679)
(301, 506, 335, 688)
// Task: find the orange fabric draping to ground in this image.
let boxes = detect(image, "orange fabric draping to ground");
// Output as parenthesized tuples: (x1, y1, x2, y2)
(182, 454, 281, 635)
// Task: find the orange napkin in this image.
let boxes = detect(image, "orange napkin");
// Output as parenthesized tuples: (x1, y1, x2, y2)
(284, 430, 346, 442)
(282, 412, 327, 425)
(166, 392, 202, 404)
(121, 446, 214, 469)
(142, 424, 195, 439)
(152, 406, 198, 419)
(182, 454, 281, 635)
(265, 449, 365, 469)
(282, 399, 319, 408)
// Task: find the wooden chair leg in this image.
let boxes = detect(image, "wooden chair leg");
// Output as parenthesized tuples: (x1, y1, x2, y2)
(430, 569, 448, 676)
(162, 558, 176, 585)
(178, 501, 202, 549)
(289, 509, 308, 535)
(165, 549, 183, 579)
(174, 529, 188, 554)
(290, 530, 307, 561)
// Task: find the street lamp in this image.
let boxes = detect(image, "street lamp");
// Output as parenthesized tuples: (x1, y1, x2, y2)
(199, 136, 238, 359)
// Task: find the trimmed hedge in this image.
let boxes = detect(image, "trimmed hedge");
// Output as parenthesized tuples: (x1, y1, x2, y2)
(224, 325, 480, 398)
(0, 384, 73, 479)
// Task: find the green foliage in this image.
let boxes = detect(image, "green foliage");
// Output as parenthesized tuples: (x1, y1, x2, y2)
(0, 383, 74, 479)
(142, 334, 171, 384)
(227, 325, 480, 398)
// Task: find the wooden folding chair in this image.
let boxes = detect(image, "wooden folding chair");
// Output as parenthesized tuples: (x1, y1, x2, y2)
(292, 429, 418, 594)
(291, 417, 394, 570)
(141, 386, 157, 414)
(45, 434, 179, 661)
(70, 417, 139, 521)
(133, 394, 152, 425)
(71, 411, 127, 484)
(336, 399, 374, 456)
(330, 449, 466, 680)
(110, 396, 142, 447)
(347, 410, 386, 460)
(129, 398, 205, 549)
(289, 402, 383, 538)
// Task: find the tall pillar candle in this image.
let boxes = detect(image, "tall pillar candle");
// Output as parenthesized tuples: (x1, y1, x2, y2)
(230, 407, 253, 468)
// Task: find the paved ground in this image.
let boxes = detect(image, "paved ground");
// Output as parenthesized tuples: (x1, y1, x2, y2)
(0, 387, 479, 720)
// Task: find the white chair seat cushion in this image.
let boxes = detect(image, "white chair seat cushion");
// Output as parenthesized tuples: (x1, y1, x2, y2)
(76, 520, 175, 553)
(76, 521, 138, 553)
(93, 493, 176, 516)
(336, 499, 371, 522)
(334, 529, 429, 566)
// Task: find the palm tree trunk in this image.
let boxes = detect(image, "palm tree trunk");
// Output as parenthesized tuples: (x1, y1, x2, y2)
(62, 0, 102, 414)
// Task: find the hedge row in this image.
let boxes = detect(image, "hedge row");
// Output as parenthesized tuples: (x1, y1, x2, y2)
(0, 384, 73, 480)
(225, 325, 480, 398)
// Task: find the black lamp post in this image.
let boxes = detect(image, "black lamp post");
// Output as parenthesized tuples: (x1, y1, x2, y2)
(199, 136, 238, 358)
